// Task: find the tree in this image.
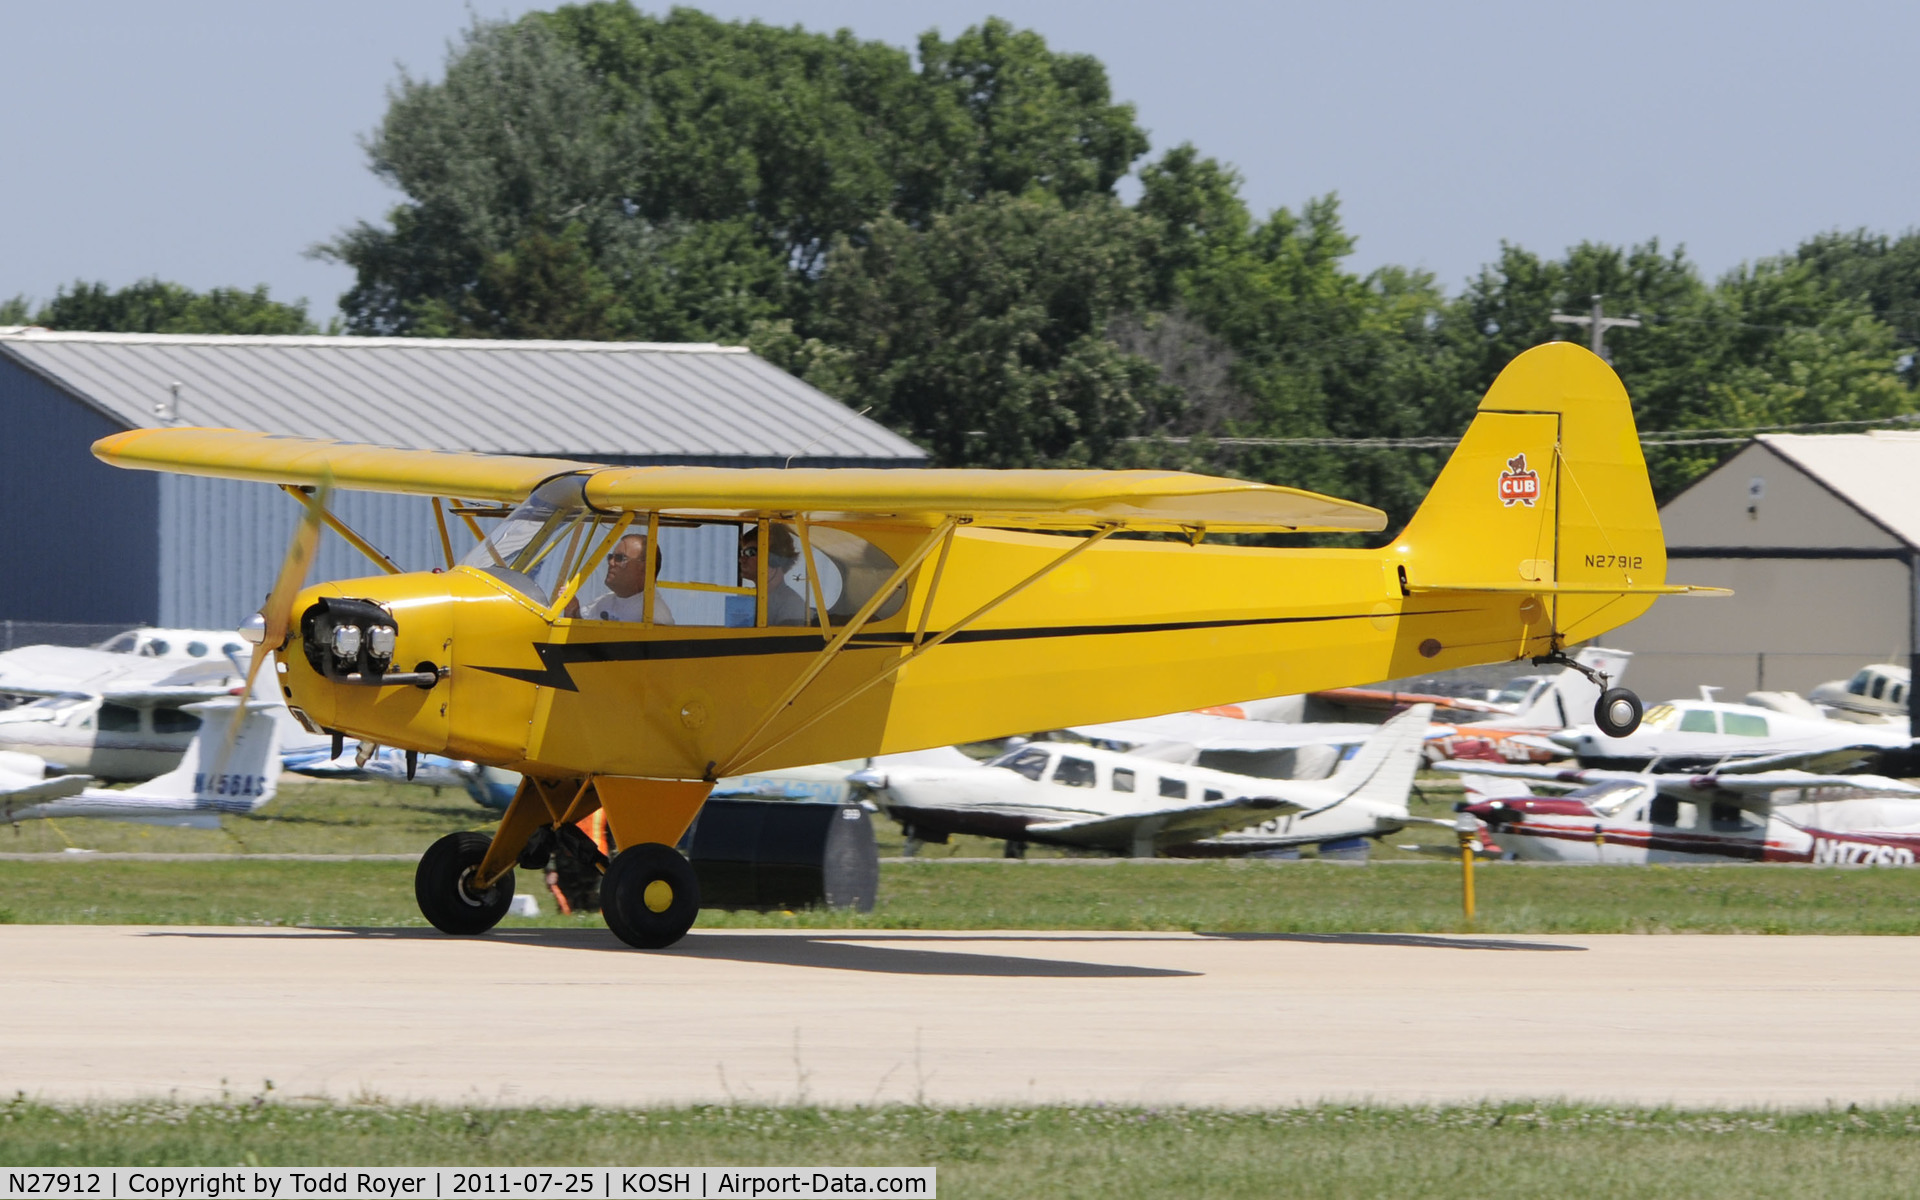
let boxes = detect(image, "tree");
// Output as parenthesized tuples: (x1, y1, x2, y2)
(329, 7, 1151, 342)
(7, 280, 315, 334)
(805, 193, 1167, 466)
(319, 16, 658, 337)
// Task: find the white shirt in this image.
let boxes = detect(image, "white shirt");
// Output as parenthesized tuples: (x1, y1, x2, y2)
(575, 588, 673, 625)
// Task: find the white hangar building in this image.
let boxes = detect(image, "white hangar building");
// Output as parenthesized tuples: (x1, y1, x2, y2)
(0, 330, 925, 630)
(1612, 431, 1919, 713)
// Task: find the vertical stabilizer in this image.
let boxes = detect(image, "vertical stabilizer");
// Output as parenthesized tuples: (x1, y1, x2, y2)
(1320, 702, 1434, 815)
(1393, 342, 1667, 659)
(125, 699, 284, 811)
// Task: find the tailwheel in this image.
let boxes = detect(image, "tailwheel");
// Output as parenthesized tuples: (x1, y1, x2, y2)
(601, 842, 701, 949)
(1595, 687, 1644, 738)
(415, 831, 515, 935)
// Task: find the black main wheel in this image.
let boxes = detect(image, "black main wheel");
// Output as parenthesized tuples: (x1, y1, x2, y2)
(1595, 687, 1644, 738)
(415, 831, 515, 935)
(601, 842, 701, 949)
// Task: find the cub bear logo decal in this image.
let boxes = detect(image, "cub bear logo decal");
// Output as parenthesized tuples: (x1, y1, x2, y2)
(1498, 453, 1539, 507)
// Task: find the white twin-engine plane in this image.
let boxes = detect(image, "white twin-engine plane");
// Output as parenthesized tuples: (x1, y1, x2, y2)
(851, 705, 1434, 858)
(0, 698, 284, 830)
(1443, 760, 1920, 866)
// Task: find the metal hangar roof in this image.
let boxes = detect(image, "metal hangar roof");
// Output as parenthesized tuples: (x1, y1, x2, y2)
(0, 329, 925, 467)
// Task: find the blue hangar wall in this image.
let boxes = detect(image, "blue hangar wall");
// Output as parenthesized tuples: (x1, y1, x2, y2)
(0, 352, 486, 630)
(0, 353, 158, 624)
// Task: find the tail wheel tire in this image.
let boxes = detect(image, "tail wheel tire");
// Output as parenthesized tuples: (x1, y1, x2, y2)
(415, 831, 515, 935)
(1595, 687, 1644, 738)
(602, 842, 701, 949)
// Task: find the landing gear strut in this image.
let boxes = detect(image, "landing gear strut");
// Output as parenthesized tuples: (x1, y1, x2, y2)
(1532, 649, 1643, 738)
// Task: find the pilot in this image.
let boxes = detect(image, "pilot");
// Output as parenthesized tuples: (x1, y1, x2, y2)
(740, 525, 809, 626)
(568, 533, 674, 624)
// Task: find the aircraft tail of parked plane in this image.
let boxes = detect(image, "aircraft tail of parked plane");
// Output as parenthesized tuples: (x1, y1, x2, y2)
(3, 698, 282, 828)
(1314, 701, 1431, 816)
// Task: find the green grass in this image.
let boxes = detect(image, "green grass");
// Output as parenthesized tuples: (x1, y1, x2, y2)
(8, 774, 1920, 934)
(5, 1100, 1920, 1198)
(6, 856, 1920, 934)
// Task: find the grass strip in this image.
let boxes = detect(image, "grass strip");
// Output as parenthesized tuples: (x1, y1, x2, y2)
(6, 858, 1920, 934)
(3, 1099, 1919, 1199)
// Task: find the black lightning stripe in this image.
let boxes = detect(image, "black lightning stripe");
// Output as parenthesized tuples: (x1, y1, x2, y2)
(471, 610, 1471, 692)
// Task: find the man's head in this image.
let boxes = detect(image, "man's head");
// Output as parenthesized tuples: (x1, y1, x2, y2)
(739, 524, 800, 582)
(604, 534, 651, 599)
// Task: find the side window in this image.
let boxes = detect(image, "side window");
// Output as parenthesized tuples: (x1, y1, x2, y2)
(1722, 713, 1769, 737)
(1649, 795, 1679, 826)
(1002, 749, 1050, 781)
(1204, 788, 1224, 802)
(1054, 757, 1096, 788)
(655, 521, 747, 628)
(152, 707, 202, 734)
(1159, 777, 1188, 799)
(1872, 676, 1888, 700)
(185, 641, 208, 658)
(1894, 684, 1907, 705)
(1111, 768, 1136, 793)
(1677, 709, 1719, 734)
(99, 703, 142, 733)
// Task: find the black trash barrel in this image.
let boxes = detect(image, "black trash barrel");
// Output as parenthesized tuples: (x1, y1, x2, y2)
(679, 799, 879, 912)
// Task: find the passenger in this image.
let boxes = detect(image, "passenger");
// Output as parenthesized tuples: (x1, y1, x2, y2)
(740, 525, 810, 626)
(567, 533, 675, 624)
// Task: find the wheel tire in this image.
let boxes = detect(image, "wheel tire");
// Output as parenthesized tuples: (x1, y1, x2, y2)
(601, 842, 701, 949)
(1595, 687, 1644, 738)
(415, 831, 515, 935)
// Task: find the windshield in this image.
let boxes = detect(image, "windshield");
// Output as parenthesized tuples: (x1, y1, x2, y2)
(461, 476, 604, 606)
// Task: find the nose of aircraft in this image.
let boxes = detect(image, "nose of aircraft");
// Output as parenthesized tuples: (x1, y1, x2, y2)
(1460, 797, 1520, 825)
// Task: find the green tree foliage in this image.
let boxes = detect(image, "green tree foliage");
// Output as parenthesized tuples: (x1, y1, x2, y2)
(2, 280, 314, 334)
(804, 193, 1167, 467)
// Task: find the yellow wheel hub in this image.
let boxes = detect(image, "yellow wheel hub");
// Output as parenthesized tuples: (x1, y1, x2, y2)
(642, 879, 674, 913)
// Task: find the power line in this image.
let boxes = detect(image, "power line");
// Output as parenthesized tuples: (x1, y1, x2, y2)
(1127, 410, 1920, 452)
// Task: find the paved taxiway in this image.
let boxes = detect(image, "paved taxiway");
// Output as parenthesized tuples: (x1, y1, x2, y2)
(9, 926, 1919, 1108)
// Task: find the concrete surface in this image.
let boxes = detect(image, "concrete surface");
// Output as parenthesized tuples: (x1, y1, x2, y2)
(7, 926, 1919, 1108)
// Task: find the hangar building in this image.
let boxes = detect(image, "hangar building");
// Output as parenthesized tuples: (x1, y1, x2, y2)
(0, 329, 925, 630)
(1612, 432, 1919, 714)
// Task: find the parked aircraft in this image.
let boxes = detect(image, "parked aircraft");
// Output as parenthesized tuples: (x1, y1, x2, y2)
(852, 705, 1433, 857)
(93, 627, 251, 662)
(1533, 692, 1915, 772)
(1810, 664, 1910, 723)
(96, 342, 1711, 946)
(0, 652, 247, 780)
(1442, 760, 1920, 865)
(0, 698, 282, 829)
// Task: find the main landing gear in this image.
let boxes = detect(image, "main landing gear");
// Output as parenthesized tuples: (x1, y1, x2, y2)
(413, 830, 703, 948)
(1532, 649, 1644, 738)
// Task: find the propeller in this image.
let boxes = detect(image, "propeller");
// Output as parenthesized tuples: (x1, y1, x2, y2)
(222, 477, 332, 766)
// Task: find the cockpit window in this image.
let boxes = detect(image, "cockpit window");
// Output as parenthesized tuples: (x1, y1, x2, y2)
(1678, 708, 1719, 734)
(1723, 712, 1769, 737)
(990, 747, 1051, 781)
(1848, 670, 1872, 696)
(98, 632, 137, 653)
(461, 475, 602, 607)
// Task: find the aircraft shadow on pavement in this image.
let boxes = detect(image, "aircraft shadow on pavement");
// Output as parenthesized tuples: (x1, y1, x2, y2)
(144, 928, 1201, 978)
(1203, 932, 1586, 952)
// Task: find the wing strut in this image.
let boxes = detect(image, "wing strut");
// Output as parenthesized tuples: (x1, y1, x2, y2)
(280, 484, 403, 575)
(720, 523, 1119, 774)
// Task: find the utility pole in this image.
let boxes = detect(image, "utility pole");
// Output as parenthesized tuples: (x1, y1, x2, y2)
(1550, 294, 1642, 361)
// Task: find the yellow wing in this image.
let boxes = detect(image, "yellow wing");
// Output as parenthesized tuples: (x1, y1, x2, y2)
(94, 428, 1386, 534)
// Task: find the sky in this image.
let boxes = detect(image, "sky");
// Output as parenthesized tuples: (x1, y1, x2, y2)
(2, 1, 1914, 323)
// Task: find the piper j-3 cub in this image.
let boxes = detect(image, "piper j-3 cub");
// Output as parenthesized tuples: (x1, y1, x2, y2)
(91, 343, 1718, 948)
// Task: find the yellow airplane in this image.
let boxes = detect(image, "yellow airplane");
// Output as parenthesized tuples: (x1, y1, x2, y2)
(93, 343, 1718, 947)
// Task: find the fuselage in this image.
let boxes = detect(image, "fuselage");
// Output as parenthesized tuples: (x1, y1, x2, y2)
(1469, 784, 1920, 865)
(282, 521, 1595, 782)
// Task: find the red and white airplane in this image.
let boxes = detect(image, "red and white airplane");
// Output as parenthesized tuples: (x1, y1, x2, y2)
(1441, 760, 1920, 866)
